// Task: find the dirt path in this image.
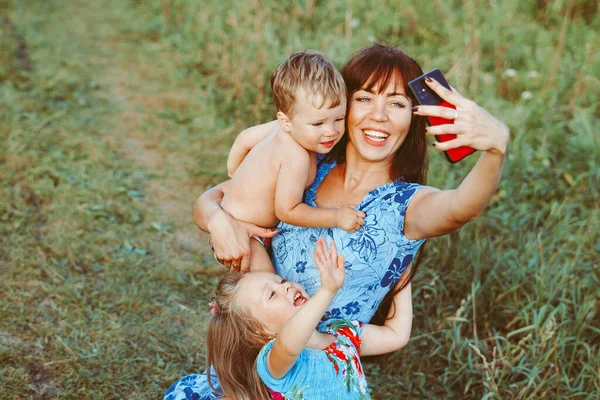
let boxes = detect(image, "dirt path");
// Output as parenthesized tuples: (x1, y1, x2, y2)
(87, 16, 217, 269)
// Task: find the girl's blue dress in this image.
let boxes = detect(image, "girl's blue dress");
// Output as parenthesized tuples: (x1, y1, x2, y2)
(257, 319, 369, 399)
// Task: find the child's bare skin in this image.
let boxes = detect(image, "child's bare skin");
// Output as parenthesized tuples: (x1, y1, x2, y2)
(221, 88, 365, 272)
(212, 52, 367, 272)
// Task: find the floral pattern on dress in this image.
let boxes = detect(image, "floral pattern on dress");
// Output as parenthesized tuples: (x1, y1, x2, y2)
(166, 157, 426, 400)
(257, 319, 369, 400)
(164, 371, 222, 400)
(322, 320, 368, 399)
(272, 158, 427, 329)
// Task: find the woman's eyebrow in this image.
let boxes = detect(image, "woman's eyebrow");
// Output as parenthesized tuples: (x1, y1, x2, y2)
(359, 88, 409, 100)
(387, 92, 410, 100)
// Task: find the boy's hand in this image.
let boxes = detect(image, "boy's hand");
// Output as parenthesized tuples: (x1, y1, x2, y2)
(335, 206, 365, 232)
(313, 238, 345, 294)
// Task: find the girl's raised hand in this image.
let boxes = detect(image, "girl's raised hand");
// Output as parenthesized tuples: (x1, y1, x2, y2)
(313, 238, 345, 294)
(413, 78, 510, 156)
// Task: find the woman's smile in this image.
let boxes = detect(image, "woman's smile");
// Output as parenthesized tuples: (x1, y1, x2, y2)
(362, 129, 391, 146)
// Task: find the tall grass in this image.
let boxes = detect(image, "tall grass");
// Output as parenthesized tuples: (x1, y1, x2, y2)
(1, 0, 598, 398)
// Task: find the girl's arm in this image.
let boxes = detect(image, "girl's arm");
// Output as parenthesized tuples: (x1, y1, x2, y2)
(405, 79, 510, 240)
(227, 121, 279, 177)
(267, 238, 344, 379)
(360, 278, 413, 356)
(192, 181, 277, 271)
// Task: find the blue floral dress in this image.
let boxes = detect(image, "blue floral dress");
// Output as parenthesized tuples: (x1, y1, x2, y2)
(257, 319, 369, 399)
(164, 369, 222, 400)
(164, 158, 427, 400)
(272, 158, 426, 327)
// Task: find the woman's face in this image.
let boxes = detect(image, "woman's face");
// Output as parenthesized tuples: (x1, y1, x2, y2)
(345, 75, 413, 164)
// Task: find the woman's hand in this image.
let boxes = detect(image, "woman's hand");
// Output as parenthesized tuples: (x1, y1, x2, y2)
(193, 181, 278, 271)
(313, 238, 345, 294)
(405, 78, 511, 240)
(206, 208, 277, 272)
(413, 78, 510, 155)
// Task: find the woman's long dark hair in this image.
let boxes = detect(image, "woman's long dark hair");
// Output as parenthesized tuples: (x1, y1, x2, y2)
(326, 43, 430, 325)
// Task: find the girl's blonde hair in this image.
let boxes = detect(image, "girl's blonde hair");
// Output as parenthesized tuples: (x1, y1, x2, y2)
(206, 273, 274, 400)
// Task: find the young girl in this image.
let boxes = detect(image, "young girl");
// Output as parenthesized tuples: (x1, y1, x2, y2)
(206, 238, 413, 400)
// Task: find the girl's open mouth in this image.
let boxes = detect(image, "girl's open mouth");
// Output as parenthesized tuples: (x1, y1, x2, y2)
(293, 292, 307, 306)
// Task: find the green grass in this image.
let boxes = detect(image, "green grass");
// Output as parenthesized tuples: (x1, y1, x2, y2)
(1, 0, 599, 398)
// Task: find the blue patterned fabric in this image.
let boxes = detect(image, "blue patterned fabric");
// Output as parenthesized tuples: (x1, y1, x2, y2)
(272, 158, 426, 327)
(165, 158, 427, 399)
(164, 371, 222, 400)
(257, 319, 369, 399)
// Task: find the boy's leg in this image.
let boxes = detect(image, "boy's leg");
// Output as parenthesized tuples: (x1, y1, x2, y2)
(248, 238, 275, 273)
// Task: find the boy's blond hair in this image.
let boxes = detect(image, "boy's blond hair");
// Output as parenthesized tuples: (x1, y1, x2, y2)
(270, 50, 347, 116)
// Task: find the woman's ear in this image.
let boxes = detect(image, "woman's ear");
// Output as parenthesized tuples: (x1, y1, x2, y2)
(276, 111, 292, 133)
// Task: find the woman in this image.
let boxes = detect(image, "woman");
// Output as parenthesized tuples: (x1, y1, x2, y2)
(166, 43, 509, 399)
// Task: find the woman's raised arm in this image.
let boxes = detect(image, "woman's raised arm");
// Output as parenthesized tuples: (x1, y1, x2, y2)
(405, 78, 510, 240)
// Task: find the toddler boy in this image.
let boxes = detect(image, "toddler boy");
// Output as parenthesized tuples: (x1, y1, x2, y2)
(221, 51, 365, 272)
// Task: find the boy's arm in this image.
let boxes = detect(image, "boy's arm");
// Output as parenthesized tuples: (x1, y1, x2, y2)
(267, 239, 344, 379)
(275, 149, 364, 232)
(360, 278, 413, 356)
(227, 120, 279, 177)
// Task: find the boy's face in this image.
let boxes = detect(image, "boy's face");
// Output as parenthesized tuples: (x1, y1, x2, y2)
(278, 87, 347, 154)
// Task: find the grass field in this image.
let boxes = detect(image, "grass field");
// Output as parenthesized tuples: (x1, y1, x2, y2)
(1, 0, 599, 398)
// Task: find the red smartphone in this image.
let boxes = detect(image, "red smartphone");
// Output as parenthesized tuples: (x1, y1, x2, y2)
(408, 69, 475, 163)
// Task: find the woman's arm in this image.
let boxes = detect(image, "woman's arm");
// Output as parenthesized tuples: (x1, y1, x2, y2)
(267, 238, 344, 378)
(192, 181, 277, 271)
(360, 279, 413, 356)
(405, 79, 510, 240)
(192, 181, 227, 233)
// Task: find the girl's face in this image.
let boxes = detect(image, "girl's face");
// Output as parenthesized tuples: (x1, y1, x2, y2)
(345, 74, 413, 164)
(236, 272, 310, 335)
